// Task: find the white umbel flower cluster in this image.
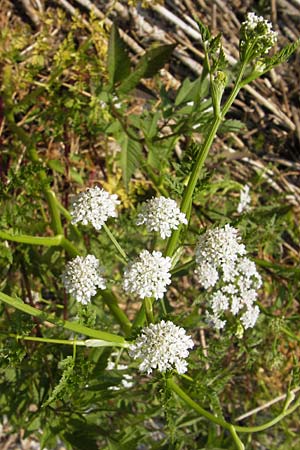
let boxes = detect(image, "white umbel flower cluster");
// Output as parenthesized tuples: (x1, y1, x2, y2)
(70, 186, 120, 230)
(129, 320, 194, 374)
(61, 255, 106, 304)
(240, 12, 277, 56)
(136, 196, 187, 239)
(195, 224, 246, 289)
(123, 250, 172, 299)
(195, 226, 262, 330)
(237, 185, 251, 214)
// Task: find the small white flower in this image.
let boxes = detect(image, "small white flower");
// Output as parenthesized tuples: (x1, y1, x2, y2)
(240, 305, 260, 329)
(237, 185, 251, 214)
(129, 320, 194, 374)
(241, 12, 277, 55)
(123, 250, 172, 300)
(206, 312, 226, 330)
(70, 186, 120, 230)
(61, 254, 106, 304)
(195, 225, 246, 288)
(211, 291, 229, 315)
(195, 263, 219, 289)
(205, 256, 261, 329)
(136, 196, 187, 239)
(195, 226, 261, 330)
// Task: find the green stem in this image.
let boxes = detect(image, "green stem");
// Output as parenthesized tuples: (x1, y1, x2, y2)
(101, 290, 132, 337)
(234, 396, 300, 433)
(168, 377, 300, 435)
(168, 377, 230, 429)
(0, 231, 63, 246)
(165, 61, 248, 258)
(229, 425, 245, 450)
(160, 298, 167, 316)
(44, 189, 63, 235)
(60, 236, 80, 258)
(103, 224, 128, 264)
(280, 326, 300, 343)
(6, 334, 128, 348)
(143, 297, 154, 324)
(170, 259, 196, 277)
(132, 304, 146, 329)
(0, 291, 125, 344)
(0, 231, 79, 258)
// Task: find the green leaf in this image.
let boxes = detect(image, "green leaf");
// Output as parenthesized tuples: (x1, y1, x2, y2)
(219, 119, 246, 134)
(70, 168, 84, 185)
(47, 159, 64, 173)
(118, 44, 176, 94)
(107, 23, 131, 87)
(210, 33, 222, 54)
(40, 425, 57, 450)
(139, 43, 176, 78)
(264, 38, 300, 71)
(241, 39, 300, 86)
(117, 134, 142, 186)
(0, 242, 13, 264)
(196, 19, 211, 42)
(117, 58, 148, 94)
(140, 111, 160, 139)
(175, 77, 204, 106)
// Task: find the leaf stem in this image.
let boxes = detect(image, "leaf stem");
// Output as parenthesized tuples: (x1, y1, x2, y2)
(0, 291, 125, 344)
(103, 224, 128, 264)
(5, 334, 128, 348)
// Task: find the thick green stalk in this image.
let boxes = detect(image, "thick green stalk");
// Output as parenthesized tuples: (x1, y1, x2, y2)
(165, 117, 221, 258)
(168, 377, 230, 429)
(229, 425, 245, 450)
(60, 236, 80, 257)
(0, 231, 79, 258)
(101, 290, 132, 337)
(165, 61, 248, 258)
(0, 231, 63, 247)
(168, 377, 300, 437)
(0, 291, 125, 344)
(143, 297, 154, 324)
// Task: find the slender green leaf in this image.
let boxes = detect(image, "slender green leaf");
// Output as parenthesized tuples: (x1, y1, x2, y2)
(118, 44, 176, 94)
(140, 43, 176, 78)
(117, 134, 142, 186)
(107, 23, 131, 87)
